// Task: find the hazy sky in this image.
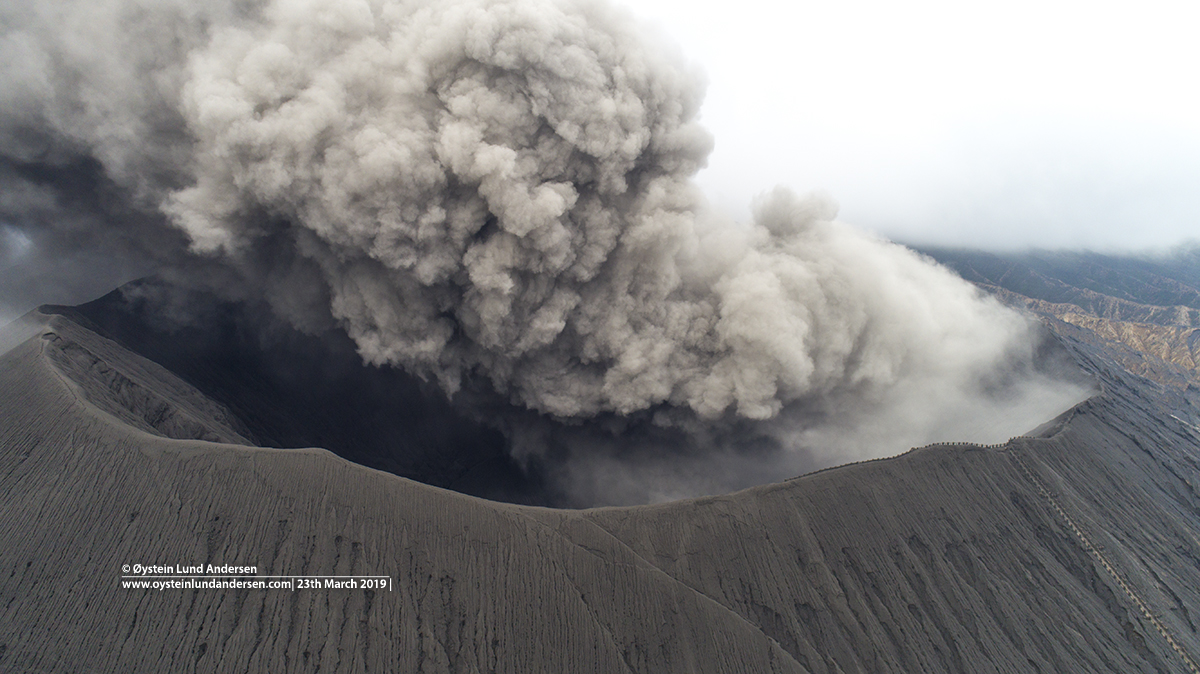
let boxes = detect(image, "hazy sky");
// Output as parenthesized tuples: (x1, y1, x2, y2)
(624, 0, 1200, 250)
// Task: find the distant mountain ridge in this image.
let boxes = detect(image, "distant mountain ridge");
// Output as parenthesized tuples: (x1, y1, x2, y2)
(922, 247, 1200, 316)
(922, 247, 1200, 390)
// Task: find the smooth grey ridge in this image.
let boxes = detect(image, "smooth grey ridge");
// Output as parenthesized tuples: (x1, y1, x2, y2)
(3, 290, 1200, 670)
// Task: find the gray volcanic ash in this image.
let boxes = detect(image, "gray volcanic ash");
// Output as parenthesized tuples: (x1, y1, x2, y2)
(0, 0, 1090, 503)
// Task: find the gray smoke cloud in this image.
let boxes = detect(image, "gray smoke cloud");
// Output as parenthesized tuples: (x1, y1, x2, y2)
(0, 0, 1092, 504)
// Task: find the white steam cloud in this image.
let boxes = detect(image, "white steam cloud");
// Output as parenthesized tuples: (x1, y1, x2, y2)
(0, 0, 1091, 504)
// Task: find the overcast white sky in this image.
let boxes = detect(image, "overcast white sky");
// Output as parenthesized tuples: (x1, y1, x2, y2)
(624, 0, 1200, 250)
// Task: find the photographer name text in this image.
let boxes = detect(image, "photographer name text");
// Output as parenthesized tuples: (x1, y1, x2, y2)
(126, 563, 258, 576)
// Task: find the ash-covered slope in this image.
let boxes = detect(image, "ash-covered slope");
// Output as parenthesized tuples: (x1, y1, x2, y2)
(7, 311, 252, 445)
(3, 296, 1200, 671)
(42, 283, 548, 505)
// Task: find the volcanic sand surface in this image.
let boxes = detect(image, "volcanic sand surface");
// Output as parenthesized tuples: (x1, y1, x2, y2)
(3, 310, 1200, 672)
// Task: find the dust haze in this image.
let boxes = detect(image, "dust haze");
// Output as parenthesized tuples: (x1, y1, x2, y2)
(0, 0, 1091, 505)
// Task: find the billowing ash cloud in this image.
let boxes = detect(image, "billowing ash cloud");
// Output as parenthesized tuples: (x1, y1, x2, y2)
(0, 0, 1092, 504)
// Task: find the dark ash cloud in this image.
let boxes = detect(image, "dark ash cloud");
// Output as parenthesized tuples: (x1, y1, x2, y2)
(0, 0, 1091, 504)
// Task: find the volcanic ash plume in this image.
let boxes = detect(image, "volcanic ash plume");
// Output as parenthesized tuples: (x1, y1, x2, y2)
(0, 0, 1091, 501)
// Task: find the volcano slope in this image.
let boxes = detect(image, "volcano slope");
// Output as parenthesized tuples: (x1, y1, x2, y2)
(2, 299, 1200, 673)
(38, 282, 551, 506)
